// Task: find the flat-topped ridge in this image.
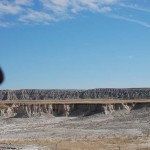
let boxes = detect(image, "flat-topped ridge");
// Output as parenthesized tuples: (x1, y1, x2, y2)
(1, 88, 150, 100)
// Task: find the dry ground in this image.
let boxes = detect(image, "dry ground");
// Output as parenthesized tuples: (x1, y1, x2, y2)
(0, 136, 150, 150)
(0, 99, 150, 149)
(0, 107, 150, 149)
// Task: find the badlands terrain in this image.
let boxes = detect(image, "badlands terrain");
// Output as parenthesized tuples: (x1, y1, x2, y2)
(0, 88, 150, 150)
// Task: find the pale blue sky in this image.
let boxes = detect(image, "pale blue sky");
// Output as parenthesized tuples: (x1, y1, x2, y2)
(0, 0, 150, 89)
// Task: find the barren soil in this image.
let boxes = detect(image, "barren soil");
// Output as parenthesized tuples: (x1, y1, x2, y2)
(0, 105, 150, 150)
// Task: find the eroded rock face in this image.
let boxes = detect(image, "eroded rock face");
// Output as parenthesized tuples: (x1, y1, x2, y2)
(0, 88, 150, 100)
(0, 103, 136, 118)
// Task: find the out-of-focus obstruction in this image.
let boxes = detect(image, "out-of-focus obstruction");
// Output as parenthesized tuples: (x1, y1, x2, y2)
(0, 68, 4, 84)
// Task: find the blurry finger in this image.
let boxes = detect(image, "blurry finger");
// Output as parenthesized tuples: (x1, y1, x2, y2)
(0, 68, 4, 84)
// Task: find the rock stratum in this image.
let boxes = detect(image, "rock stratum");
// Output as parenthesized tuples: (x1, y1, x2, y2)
(1, 88, 150, 100)
(0, 102, 137, 117)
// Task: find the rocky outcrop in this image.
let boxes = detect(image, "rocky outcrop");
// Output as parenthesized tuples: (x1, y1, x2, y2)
(1, 88, 150, 100)
(0, 103, 137, 118)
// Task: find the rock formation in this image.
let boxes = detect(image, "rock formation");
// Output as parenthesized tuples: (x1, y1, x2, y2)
(0, 88, 150, 100)
(0, 103, 135, 118)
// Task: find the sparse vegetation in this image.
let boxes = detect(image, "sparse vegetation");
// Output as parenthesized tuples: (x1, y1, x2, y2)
(0, 104, 9, 109)
(0, 136, 150, 150)
(1, 99, 150, 105)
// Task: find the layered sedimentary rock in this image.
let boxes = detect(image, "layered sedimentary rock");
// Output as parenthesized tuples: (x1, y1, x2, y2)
(0, 103, 135, 118)
(1, 88, 150, 100)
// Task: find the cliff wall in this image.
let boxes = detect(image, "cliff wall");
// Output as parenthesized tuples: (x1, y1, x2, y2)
(0, 103, 135, 117)
(1, 88, 150, 100)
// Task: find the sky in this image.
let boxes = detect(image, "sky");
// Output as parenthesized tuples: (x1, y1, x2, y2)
(0, 0, 150, 90)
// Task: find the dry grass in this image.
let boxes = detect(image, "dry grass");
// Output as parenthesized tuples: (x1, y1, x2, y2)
(137, 148, 150, 150)
(0, 104, 9, 109)
(1, 99, 150, 105)
(0, 136, 150, 150)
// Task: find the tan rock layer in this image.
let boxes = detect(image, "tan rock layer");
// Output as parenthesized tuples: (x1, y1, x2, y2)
(0, 103, 136, 118)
